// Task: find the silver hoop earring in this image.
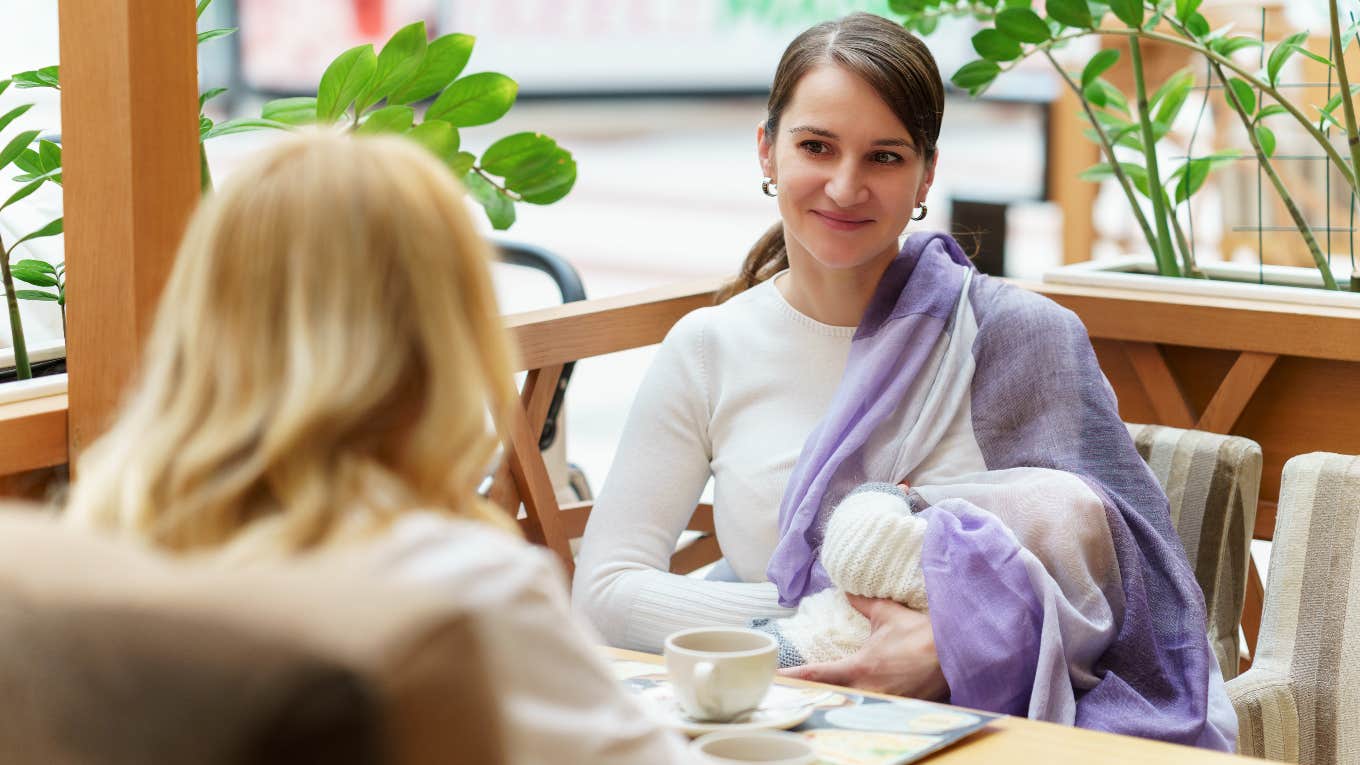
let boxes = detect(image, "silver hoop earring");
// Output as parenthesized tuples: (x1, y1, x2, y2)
(761, 177, 778, 197)
(912, 203, 928, 221)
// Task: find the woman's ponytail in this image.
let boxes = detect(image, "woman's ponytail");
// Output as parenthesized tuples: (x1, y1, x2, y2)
(715, 221, 788, 304)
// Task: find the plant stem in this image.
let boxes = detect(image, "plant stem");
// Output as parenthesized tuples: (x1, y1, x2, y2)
(1330, 1, 1360, 195)
(1212, 61, 1339, 290)
(1129, 36, 1181, 276)
(1165, 193, 1201, 277)
(0, 239, 32, 379)
(1043, 49, 1161, 259)
(199, 142, 213, 194)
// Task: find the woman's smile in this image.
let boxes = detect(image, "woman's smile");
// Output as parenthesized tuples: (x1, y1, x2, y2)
(811, 209, 874, 231)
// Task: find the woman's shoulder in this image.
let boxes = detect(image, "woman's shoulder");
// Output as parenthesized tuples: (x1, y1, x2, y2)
(369, 512, 563, 604)
(967, 273, 1086, 338)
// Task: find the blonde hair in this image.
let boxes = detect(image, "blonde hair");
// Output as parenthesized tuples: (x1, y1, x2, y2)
(65, 130, 520, 558)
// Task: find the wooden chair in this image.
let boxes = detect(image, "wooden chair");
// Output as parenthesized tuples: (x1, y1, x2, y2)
(1226, 452, 1360, 764)
(490, 277, 728, 580)
(1126, 423, 1263, 680)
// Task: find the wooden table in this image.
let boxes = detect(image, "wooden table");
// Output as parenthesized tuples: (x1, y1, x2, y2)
(606, 648, 1262, 763)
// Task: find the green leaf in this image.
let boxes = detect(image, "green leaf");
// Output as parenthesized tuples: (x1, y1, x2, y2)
(972, 29, 1022, 61)
(1046, 0, 1093, 29)
(12, 66, 59, 90)
(1256, 104, 1288, 121)
(995, 8, 1051, 43)
(388, 33, 475, 105)
(426, 72, 518, 127)
(1225, 77, 1255, 114)
(37, 140, 60, 171)
(1210, 36, 1263, 57)
(12, 217, 63, 249)
(1290, 44, 1333, 69)
(463, 171, 516, 230)
(11, 266, 57, 287)
(1079, 161, 1149, 195)
(888, 0, 925, 12)
(356, 104, 415, 134)
(1084, 78, 1129, 114)
(1082, 48, 1119, 89)
(1150, 69, 1195, 125)
(1, 177, 45, 211)
(1254, 125, 1276, 157)
(0, 129, 40, 172)
(357, 21, 428, 112)
(261, 97, 318, 125)
(1174, 0, 1201, 21)
(196, 28, 236, 45)
(13, 259, 55, 275)
(203, 118, 292, 140)
(951, 59, 1002, 94)
(407, 119, 461, 158)
(0, 79, 11, 98)
(1107, 0, 1143, 27)
(199, 115, 213, 139)
(506, 149, 576, 205)
(14, 290, 58, 302)
(199, 87, 227, 109)
(1185, 11, 1209, 38)
(1170, 152, 1237, 203)
(448, 151, 476, 176)
(196, 0, 213, 19)
(0, 103, 33, 136)
(316, 44, 378, 123)
(481, 132, 559, 178)
(1266, 31, 1308, 87)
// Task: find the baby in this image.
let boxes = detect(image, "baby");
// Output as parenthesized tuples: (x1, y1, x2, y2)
(751, 482, 929, 668)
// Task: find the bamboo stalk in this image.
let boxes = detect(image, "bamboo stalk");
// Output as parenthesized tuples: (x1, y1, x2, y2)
(0, 237, 32, 379)
(1129, 37, 1181, 276)
(1330, 1, 1360, 195)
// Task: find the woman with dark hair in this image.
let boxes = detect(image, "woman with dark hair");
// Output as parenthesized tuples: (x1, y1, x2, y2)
(574, 12, 1236, 750)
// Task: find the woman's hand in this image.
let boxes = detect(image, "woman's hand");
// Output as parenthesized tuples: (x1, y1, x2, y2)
(778, 594, 949, 699)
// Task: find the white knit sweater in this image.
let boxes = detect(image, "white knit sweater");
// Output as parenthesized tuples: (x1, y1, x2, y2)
(572, 274, 978, 653)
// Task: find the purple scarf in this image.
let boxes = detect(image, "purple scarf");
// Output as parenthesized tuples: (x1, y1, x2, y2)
(765, 233, 1233, 749)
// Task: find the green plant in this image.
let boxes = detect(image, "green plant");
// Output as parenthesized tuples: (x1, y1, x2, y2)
(238, 20, 577, 231)
(889, 0, 1360, 290)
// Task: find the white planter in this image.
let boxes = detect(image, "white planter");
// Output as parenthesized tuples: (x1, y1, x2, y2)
(1043, 256, 1360, 310)
(0, 339, 68, 406)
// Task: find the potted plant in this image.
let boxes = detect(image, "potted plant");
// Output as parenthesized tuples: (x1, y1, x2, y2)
(1, 2, 576, 386)
(888, 0, 1360, 303)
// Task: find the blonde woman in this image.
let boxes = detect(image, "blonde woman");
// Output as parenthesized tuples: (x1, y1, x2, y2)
(65, 132, 690, 765)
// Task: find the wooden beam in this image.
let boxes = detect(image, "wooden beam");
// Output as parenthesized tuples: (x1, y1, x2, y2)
(1195, 352, 1279, 434)
(1025, 280, 1360, 362)
(506, 277, 720, 371)
(0, 394, 67, 475)
(58, 2, 201, 457)
(1048, 85, 1101, 264)
(1121, 342, 1195, 428)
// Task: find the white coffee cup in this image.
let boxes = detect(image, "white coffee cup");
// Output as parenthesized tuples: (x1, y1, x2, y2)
(664, 627, 777, 722)
(689, 730, 817, 765)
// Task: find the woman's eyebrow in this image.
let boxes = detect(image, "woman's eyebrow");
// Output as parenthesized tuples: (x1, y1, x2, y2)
(786, 125, 913, 148)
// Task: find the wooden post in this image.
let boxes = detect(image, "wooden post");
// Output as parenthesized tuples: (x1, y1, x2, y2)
(57, 1, 201, 456)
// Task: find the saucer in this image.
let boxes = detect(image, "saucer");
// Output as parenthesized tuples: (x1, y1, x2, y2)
(638, 685, 820, 736)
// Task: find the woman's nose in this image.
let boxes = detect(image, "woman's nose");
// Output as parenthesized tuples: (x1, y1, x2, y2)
(824, 161, 869, 207)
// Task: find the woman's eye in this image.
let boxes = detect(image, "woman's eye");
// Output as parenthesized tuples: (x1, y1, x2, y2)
(801, 140, 829, 155)
(872, 151, 903, 164)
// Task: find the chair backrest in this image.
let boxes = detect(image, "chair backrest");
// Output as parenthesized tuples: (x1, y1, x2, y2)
(0, 508, 505, 765)
(1228, 452, 1360, 764)
(497, 278, 723, 577)
(1126, 423, 1262, 680)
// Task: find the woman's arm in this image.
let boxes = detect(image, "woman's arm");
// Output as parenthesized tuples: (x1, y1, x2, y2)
(572, 313, 790, 652)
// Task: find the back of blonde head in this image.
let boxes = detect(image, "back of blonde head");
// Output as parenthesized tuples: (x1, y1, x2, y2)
(65, 131, 520, 557)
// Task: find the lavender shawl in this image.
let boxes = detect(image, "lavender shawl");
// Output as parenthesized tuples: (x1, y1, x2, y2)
(765, 233, 1235, 749)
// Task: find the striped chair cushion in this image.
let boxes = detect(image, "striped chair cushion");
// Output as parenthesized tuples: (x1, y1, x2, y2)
(1227, 452, 1360, 764)
(1126, 423, 1262, 681)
